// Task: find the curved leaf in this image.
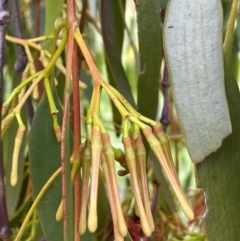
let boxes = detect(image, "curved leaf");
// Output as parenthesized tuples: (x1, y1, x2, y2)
(163, 0, 232, 163)
(29, 93, 64, 241)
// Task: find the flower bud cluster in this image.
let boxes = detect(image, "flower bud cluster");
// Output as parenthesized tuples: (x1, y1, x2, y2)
(61, 118, 194, 240)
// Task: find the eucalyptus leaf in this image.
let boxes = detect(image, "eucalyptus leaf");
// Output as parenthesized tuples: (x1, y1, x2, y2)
(163, 0, 232, 163)
(29, 93, 64, 241)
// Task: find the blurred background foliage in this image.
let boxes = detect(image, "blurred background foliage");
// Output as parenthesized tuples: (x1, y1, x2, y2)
(1, 0, 240, 240)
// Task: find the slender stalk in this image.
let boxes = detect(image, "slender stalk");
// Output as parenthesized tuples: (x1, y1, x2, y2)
(74, 28, 101, 82)
(14, 168, 62, 241)
(223, 0, 239, 53)
(78, 141, 91, 235)
(72, 40, 81, 241)
(5, 35, 42, 51)
(60, 0, 76, 238)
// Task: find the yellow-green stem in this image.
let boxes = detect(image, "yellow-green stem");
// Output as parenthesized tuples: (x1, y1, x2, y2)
(3, 72, 40, 110)
(44, 77, 61, 141)
(223, 0, 239, 52)
(14, 168, 62, 241)
(6, 35, 42, 51)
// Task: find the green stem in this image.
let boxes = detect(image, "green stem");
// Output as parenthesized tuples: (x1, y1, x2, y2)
(223, 0, 239, 53)
(44, 76, 61, 141)
(3, 72, 40, 109)
(43, 28, 68, 76)
(14, 168, 62, 241)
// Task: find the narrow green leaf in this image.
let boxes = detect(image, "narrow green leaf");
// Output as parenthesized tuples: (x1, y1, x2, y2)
(137, 0, 162, 120)
(101, 0, 136, 108)
(29, 92, 64, 241)
(196, 0, 240, 240)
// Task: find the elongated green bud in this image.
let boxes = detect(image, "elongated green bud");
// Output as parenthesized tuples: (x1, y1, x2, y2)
(153, 124, 180, 186)
(88, 126, 102, 233)
(54, 125, 62, 142)
(142, 126, 194, 221)
(123, 136, 152, 237)
(102, 133, 128, 237)
(101, 154, 124, 241)
(56, 201, 63, 222)
(11, 127, 25, 186)
(135, 135, 155, 232)
(79, 140, 91, 235)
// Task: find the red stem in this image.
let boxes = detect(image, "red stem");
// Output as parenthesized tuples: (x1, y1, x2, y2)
(61, 0, 76, 236)
(72, 40, 81, 241)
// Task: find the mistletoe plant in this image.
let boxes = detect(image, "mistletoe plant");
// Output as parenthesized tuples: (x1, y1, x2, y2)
(0, 0, 196, 241)
(1, 0, 239, 241)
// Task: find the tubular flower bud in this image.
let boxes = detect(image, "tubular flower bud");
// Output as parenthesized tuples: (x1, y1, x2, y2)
(142, 126, 194, 221)
(122, 136, 152, 237)
(102, 133, 128, 237)
(88, 126, 102, 232)
(79, 140, 91, 235)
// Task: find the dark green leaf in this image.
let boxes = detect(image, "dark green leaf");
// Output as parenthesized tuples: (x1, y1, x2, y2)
(29, 91, 64, 241)
(101, 0, 136, 108)
(196, 2, 240, 240)
(137, 0, 162, 120)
